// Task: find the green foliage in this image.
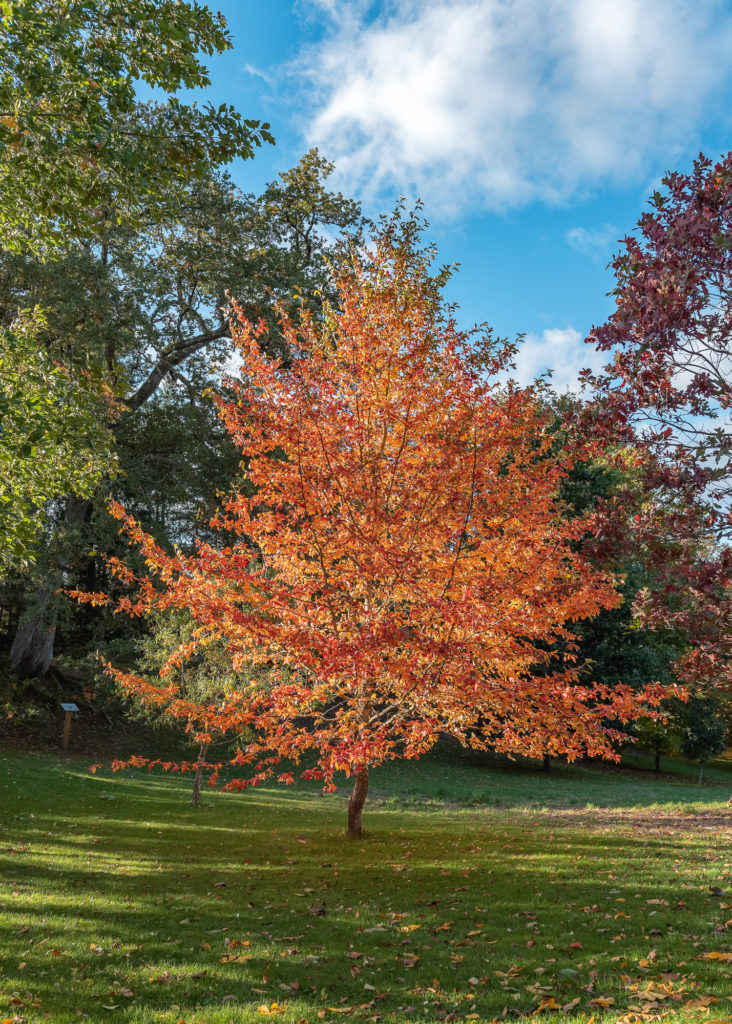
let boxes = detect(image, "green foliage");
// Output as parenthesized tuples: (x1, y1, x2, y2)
(0, 308, 115, 571)
(135, 607, 251, 724)
(0, 150, 363, 682)
(0, 0, 273, 252)
(681, 695, 727, 772)
(574, 566, 684, 692)
(632, 699, 684, 764)
(558, 454, 686, 696)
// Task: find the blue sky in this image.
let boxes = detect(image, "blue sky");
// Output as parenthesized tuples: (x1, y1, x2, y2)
(179, 0, 732, 389)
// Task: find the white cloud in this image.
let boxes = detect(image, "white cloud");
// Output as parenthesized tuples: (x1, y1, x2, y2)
(566, 223, 619, 261)
(511, 327, 609, 392)
(241, 63, 275, 86)
(297, 0, 732, 214)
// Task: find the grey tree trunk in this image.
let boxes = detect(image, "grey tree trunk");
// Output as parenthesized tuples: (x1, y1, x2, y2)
(9, 585, 55, 679)
(9, 496, 91, 680)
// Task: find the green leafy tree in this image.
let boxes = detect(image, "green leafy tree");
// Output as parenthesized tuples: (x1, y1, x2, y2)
(134, 608, 263, 806)
(0, 0, 275, 681)
(0, 308, 115, 572)
(633, 700, 684, 771)
(1, 153, 363, 683)
(681, 695, 727, 783)
(0, 0, 273, 252)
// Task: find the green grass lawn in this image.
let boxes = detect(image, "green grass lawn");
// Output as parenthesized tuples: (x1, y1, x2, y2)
(0, 746, 730, 1024)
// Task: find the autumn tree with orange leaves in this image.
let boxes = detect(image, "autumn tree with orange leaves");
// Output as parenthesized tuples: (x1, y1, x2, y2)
(77, 214, 674, 836)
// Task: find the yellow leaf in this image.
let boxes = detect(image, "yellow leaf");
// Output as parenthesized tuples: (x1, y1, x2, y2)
(682, 999, 714, 1010)
(534, 997, 561, 1012)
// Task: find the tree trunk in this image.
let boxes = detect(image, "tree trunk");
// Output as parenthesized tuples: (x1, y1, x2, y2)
(9, 584, 56, 680)
(655, 751, 660, 773)
(192, 741, 209, 808)
(347, 767, 369, 838)
(699, 760, 704, 784)
(542, 754, 551, 772)
(9, 496, 91, 681)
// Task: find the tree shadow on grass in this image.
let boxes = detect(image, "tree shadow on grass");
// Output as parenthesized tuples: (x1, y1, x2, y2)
(1, 759, 730, 1023)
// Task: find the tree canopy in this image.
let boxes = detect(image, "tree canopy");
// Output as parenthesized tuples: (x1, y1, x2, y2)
(75, 216, 676, 834)
(0, 0, 273, 252)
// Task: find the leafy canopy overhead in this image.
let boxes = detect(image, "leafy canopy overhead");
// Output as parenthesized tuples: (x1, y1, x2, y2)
(76, 214, 674, 828)
(0, 0, 273, 251)
(0, 309, 116, 570)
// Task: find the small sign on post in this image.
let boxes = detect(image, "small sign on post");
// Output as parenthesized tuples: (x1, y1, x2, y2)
(60, 702, 79, 751)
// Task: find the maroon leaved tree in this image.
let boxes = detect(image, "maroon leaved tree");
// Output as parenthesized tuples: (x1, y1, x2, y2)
(581, 152, 732, 693)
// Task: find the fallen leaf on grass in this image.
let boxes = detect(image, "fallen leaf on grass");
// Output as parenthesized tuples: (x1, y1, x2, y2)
(221, 954, 253, 963)
(257, 1003, 286, 1014)
(590, 996, 615, 1007)
(495, 966, 523, 980)
(683, 997, 721, 1010)
(149, 972, 172, 984)
(695, 951, 732, 962)
(534, 997, 562, 1013)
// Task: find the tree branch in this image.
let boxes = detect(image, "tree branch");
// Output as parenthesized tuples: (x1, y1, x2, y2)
(124, 323, 230, 414)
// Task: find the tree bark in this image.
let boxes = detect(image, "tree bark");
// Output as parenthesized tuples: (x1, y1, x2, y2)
(655, 751, 660, 772)
(124, 324, 230, 414)
(699, 760, 704, 784)
(542, 754, 551, 772)
(9, 496, 91, 681)
(192, 741, 209, 808)
(9, 584, 55, 680)
(347, 767, 369, 838)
